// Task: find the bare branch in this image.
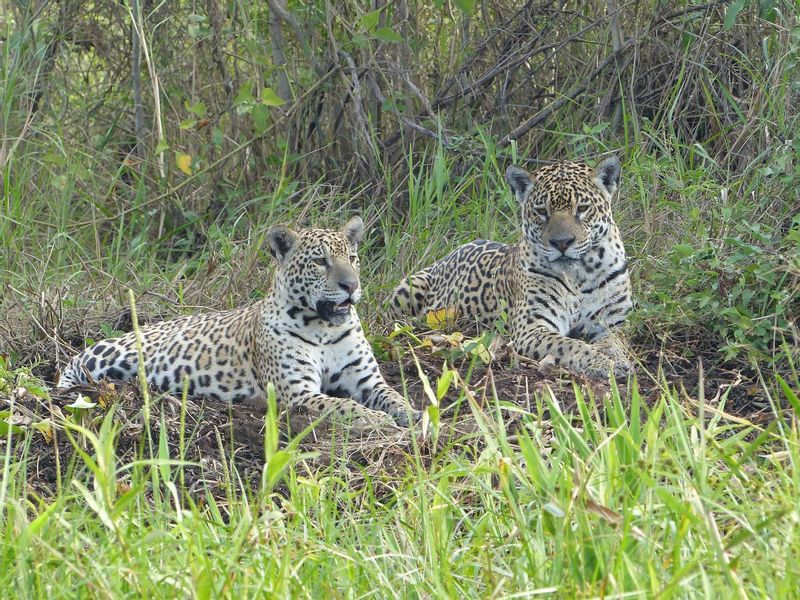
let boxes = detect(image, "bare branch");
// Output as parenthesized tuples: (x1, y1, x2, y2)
(499, 38, 636, 149)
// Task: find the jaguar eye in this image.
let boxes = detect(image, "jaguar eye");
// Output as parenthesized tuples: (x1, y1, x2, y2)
(535, 208, 549, 220)
(349, 254, 358, 263)
(576, 205, 590, 218)
(313, 257, 327, 267)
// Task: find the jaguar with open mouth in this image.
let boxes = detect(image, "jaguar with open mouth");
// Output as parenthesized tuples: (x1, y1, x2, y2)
(317, 298, 354, 324)
(59, 216, 420, 429)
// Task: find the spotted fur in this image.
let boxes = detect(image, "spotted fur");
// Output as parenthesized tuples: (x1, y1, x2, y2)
(58, 217, 419, 428)
(391, 158, 633, 379)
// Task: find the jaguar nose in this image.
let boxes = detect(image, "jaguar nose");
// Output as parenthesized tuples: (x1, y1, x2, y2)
(549, 235, 576, 254)
(339, 278, 358, 295)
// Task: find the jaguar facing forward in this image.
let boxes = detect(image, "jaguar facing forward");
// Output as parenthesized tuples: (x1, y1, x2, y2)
(59, 217, 419, 428)
(391, 157, 633, 379)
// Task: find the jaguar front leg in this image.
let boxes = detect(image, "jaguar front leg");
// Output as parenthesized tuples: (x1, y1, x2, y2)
(591, 331, 633, 374)
(268, 364, 397, 428)
(361, 382, 421, 427)
(511, 316, 630, 380)
(290, 391, 398, 429)
(334, 331, 421, 427)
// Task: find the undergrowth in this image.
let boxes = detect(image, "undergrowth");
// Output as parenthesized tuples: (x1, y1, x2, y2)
(2, 356, 800, 597)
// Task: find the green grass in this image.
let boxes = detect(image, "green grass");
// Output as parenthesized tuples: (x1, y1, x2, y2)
(3, 360, 800, 597)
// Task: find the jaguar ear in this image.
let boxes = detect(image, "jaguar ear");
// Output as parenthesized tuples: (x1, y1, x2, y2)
(506, 166, 535, 202)
(342, 215, 364, 246)
(593, 156, 621, 197)
(267, 225, 299, 264)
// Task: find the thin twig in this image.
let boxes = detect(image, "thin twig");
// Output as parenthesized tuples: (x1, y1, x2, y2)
(72, 68, 338, 227)
(338, 50, 379, 160)
(499, 38, 636, 148)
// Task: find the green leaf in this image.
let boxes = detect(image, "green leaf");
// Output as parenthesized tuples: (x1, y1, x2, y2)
(211, 128, 224, 147)
(154, 138, 170, 154)
(233, 83, 254, 107)
(0, 411, 24, 435)
(260, 87, 286, 107)
(252, 104, 269, 135)
(777, 375, 800, 415)
(673, 243, 694, 258)
(196, 564, 214, 600)
(351, 32, 368, 48)
(372, 27, 403, 43)
(436, 369, 455, 402)
(185, 101, 207, 117)
(454, 0, 475, 15)
(724, 0, 747, 30)
(426, 404, 440, 428)
(26, 501, 59, 537)
(264, 450, 291, 489)
(359, 9, 381, 32)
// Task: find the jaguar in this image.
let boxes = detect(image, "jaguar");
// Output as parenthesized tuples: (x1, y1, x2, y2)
(59, 217, 419, 427)
(391, 157, 633, 379)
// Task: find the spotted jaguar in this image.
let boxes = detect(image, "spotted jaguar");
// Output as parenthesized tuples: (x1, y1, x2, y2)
(391, 157, 633, 379)
(59, 217, 419, 428)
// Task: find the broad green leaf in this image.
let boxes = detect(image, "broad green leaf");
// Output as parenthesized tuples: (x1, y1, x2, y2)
(372, 27, 403, 43)
(351, 32, 368, 48)
(252, 103, 269, 134)
(233, 83, 254, 107)
(0, 410, 23, 435)
(359, 9, 381, 32)
(724, 0, 747, 30)
(185, 100, 207, 117)
(261, 87, 286, 107)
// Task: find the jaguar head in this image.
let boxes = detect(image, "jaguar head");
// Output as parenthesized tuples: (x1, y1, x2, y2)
(506, 157, 621, 263)
(268, 216, 364, 326)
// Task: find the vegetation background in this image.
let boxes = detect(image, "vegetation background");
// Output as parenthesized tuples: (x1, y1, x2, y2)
(1, 0, 799, 597)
